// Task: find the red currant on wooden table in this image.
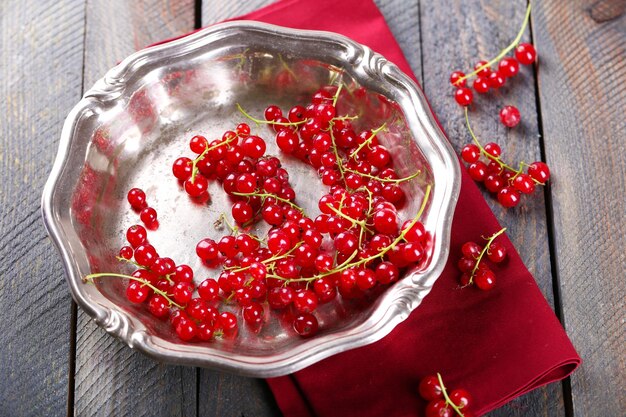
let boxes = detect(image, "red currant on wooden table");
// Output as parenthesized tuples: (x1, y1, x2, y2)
(457, 227, 507, 290)
(499, 105, 521, 128)
(462, 108, 550, 208)
(418, 373, 474, 417)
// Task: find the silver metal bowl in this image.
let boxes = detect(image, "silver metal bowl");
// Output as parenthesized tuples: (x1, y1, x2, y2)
(42, 21, 460, 377)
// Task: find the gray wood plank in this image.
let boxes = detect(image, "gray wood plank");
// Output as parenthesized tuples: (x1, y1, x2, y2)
(420, 1, 565, 416)
(0, 1, 86, 415)
(533, 1, 626, 416)
(73, 1, 198, 416)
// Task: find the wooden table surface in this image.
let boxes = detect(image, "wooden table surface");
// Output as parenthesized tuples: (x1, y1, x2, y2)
(1, 0, 624, 416)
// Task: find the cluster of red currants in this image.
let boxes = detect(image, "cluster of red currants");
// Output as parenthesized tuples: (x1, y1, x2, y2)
(418, 373, 474, 417)
(85, 84, 431, 342)
(456, 228, 507, 290)
(127, 187, 159, 229)
(448, 3, 550, 209)
(451, 42, 537, 112)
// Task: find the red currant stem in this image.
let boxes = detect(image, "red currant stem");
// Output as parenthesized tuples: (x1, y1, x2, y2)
(115, 255, 143, 269)
(326, 204, 373, 233)
(468, 227, 507, 285)
(215, 212, 239, 235)
(349, 123, 387, 159)
(228, 241, 303, 273)
(328, 121, 346, 181)
(266, 248, 360, 283)
(332, 83, 343, 107)
(436, 373, 465, 417)
(231, 191, 305, 214)
(236, 103, 307, 127)
(83, 273, 184, 309)
(115, 256, 174, 284)
(271, 184, 431, 283)
(344, 167, 421, 184)
(456, 3, 532, 85)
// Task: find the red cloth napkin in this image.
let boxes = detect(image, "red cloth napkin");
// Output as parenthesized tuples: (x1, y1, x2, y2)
(154, 0, 580, 415)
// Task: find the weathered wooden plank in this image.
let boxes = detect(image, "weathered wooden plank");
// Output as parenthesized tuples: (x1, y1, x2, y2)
(0, 1, 85, 415)
(73, 2, 197, 416)
(533, 1, 626, 416)
(420, 1, 565, 416)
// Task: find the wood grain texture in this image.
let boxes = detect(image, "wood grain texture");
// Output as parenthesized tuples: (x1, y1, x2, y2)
(533, 1, 626, 415)
(0, 1, 85, 415)
(419, 1, 565, 416)
(73, 1, 197, 416)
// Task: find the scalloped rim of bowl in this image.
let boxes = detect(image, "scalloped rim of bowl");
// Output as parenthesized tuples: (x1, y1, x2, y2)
(41, 21, 460, 377)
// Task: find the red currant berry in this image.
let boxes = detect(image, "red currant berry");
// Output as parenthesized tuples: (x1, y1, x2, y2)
(484, 174, 505, 193)
(457, 257, 477, 273)
(196, 238, 218, 261)
(375, 262, 400, 284)
(474, 268, 496, 290)
(293, 313, 319, 337)
(119, 245, 133, 259)
(241, 136, 266, 159)
(140, 206, 157, 226)
(236, 123, 250, 136)
(133, 244, 158, 267)
(126, 224, 147, 248)
(175, 318, 198, 341)
(373, 209, 398, 235)
(402, 220, 426, 244)
(198, 278, 219, 301)
(264, 105, 282, 121)
(498, 57, 520, 78)
(232, 201, 253, 224)
(449, 71, 466, 87)
(184, 175, 209, 197)
(189, 135, 208, 153)
(288, 105, 306, 123)
(127, 188, 147, 210)
(527, 161, 550, 184)
(498, 186, 521, 208)
(334, 231, 358, 255)
(500, 105, 521, 127)
(148, 294, 170, 318)
(515, 43, 537, 65)
(152, 257, 175, 275)
(276, 130, 299, 154)
(242, 302, 265, 324)
(468, 161, 488, 182)
(126, 280, 150, 303)
(487, 241, 507, 263)
(461, 144, 480, 163)
(484, 142, 502, 158)
(425, 400, 453, 417)
(461, 241, 481, 259)
(513, 173, 536, 194)
(454, 87, 473, 106)
(418, 375, 443, 401)
(488, 70, 506, 89)
(473, 76, 490, 94)
(174, 264, 193, 283)
(173, 282, 194, 304)
(293, 289, 319, 314)
(218, 312, 238, 332)
(172, 157, 193, 180)
(474, 60, 492, 77)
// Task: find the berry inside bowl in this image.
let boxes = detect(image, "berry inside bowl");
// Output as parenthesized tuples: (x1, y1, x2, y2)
(42, 21, 460, 377)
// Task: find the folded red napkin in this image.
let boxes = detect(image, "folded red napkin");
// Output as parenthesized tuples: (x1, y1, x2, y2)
(153, 0, 580, 415)
(224, 1, 580, 416)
